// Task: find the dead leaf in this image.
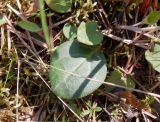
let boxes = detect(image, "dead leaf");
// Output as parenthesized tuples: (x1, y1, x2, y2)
(25, 0, 39, 15)
(118, 91, 146, 110)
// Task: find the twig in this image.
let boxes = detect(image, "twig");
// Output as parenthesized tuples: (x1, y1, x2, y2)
(97, 0, 110, 26)
(8, 27, 47, 48)
(9, 2, 42, 61)
(16, 0, 22, 11)
(96, 1, 108, 28)
(58, 96, 84, 122)
(7, 26, 11, 55)
(4, 15, 40, 60)
(128, 50, 145, 74)
(52, 15, 76, 28)
(0, 25, 5, 53)
(102, 30, 133, 45)
(13, 43, 21, 121)
(118, 25, 160, 32)
(7, 4, 26, 20)
(142, 110, 157, 120)
(4, 9, 46, 67)
(25, 31, 47, 68)
(117, 25, 160, 40)
(4, 58, 13, 86)
(16, 58, 20, 121)
(150, 79, 160, 91)
(132, 21, 143, 26)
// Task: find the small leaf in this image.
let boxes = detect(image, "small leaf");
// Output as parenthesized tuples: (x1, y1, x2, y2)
(17, 20, 41, 32)
(49, 40, 107, 99)
(68, 101, 81, 114)
(45, 0, 72, 13)
(77, 21, 103, 45)
(0, 16, 7, 26)
(63, 23, 77, 39)
(106, 69, 135, 92)
(145, 44, 160, 73)
(143, 10, 160, 25)
(80, 110, 90, 117)
(86, 101, 92, 107)
(94, 107, 102, 112)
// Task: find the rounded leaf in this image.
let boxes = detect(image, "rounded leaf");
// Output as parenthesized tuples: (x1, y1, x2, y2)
(49, 40, 107, 99)
(45, 0, 72, 13)
(63, 23, 77, 39)
(145, 44, 160, 73)
(77, 21, 103, 45)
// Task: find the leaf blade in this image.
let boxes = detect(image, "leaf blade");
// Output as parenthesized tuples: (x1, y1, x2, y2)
(143, 10, 160, 25)
(49, 40, 107, 99)
(45, 0, 72, 13)
(145, 44, 160, 73)
(17, 20, 41, 32)
(77, 21, 103, 45)
(105, 68, 135, 92)
(63, 23, 77, 39)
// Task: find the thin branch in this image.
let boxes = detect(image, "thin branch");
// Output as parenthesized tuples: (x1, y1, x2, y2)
(13, 42, 21, 121)
(52, 15, 76, 28)
(117, 25, 160, 40)
(118, 25, 160, 32)
(102, 30, 133, 45)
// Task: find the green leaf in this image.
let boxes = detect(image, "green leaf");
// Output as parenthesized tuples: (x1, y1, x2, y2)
(77, 21, 103, 45)
(145, 44, 160, 73)
(68, 101, 81, 114)
(94, 107, 102, 112)
(106, 69, 135, 92)
(49, 40, 107, 99)
(80, 110, 90, 117)
(17, 20, 41, 32)
(63, 23, 77, 39)
(143, 10, 160, 25)
(45, 0, 72, 13)
(0, 16, 7, 26)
